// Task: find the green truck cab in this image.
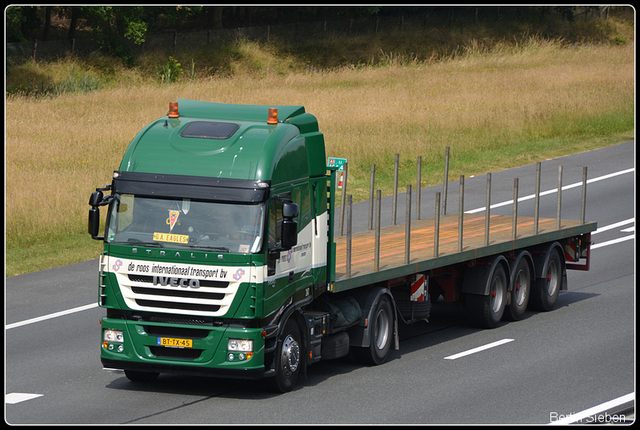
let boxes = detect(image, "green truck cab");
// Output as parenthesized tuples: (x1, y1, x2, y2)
(90, 99, 336, 392)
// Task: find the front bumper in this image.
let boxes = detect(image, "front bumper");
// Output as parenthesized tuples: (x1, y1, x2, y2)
(101, 317, 266, 380)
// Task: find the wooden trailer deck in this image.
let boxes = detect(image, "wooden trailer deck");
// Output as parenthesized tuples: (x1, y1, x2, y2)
(331, 213, 597, 292)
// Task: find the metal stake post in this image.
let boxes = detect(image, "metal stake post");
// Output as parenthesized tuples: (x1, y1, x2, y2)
(392, 154, 399, 225)
(512, 178, 519, 240)
(581, 167, 588, 224)
(434, 192, 441, 257)
(405, 184, 412, 264)
(458, 175, 464, 252)
(443, 146, 450, 215)
(556, 166, 563, 230)
(534, 162, 541, 235)
(368, 164, 376, 230)
(346, 195, 352, 278)
(374, 190, 382, 272)
(339, 162, 348, 236)
(484, 173, 491, 246)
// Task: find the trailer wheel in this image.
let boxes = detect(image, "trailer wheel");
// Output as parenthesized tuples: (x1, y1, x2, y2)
(466, 263, 507, 328)
(504, 255, 531, 321)
(124, 369, 159, 382)
(266, 319, 301, 393)
(351, 295, 393, 365)
(529, 248, 562, 312)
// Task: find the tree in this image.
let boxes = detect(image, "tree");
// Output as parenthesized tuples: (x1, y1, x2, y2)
(5, 5, 41, 42)
(80, 6, 148, 64)
(41, 6, 52, 41)
(67, 6, 80, 40)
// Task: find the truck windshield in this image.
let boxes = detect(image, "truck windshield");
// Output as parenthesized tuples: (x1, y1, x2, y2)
(106, 193, 264, 254)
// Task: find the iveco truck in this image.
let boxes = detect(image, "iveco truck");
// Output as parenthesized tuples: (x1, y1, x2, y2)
(88, 99, 596, 392)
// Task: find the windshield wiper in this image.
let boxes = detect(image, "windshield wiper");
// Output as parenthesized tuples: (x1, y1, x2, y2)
(195, 246, 231, 253)
(116, 238, 164, 247)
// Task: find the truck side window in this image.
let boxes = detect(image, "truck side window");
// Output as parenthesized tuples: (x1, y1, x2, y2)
(268, 192, 291, 275)
(268, 193, 291, 250)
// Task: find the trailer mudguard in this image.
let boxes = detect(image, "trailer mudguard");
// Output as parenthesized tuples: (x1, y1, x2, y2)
(461, 254, 510, 296)
(530, 241, 568, 291)
(346, 287, 398, 349)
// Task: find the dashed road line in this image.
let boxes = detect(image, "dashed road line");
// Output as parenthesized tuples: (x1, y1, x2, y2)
(6, 393, 43, 405)
(444, 338, 514, 360)
(6, 302, 98, 330)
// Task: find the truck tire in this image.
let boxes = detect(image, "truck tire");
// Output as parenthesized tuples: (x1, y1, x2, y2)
(529, 248, 562, 311)
(266, 319, 301, 393)
(124, 369, 159, 382)
(350, 295, 393, 365)
(466, 263, 507, 328)
(503, 254, 532, 321)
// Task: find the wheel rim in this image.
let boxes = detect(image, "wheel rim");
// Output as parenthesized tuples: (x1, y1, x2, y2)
(546, 260, 559, 296)
(514, 269, 529, 306)
(281, 334, 300, 377)
(374, 308, 390, 350)
(490, 275, 505, 313)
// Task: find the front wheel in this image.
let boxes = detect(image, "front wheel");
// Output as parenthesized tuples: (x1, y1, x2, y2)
(266, 319, 301, 393)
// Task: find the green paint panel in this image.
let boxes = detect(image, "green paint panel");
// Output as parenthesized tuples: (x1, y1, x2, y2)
(118, 99, 324, 186)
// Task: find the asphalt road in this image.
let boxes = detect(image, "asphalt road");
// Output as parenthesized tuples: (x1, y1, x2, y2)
(5, 141, 635, 424)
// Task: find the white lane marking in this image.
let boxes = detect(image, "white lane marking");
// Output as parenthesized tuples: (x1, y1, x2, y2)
(592, 218, 634, 234)
(466, 167, 634, 214)
(444, 338, 514, 360)
(591, 235, 635, 250)
(6, 393, 43, 404)
(547, 392, 635, 425)
(621, 226, 634, 233)
(4, 170, 633, 332)
(6, 303, 98, 330)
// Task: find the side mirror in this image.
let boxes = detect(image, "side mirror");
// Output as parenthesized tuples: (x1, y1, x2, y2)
(89, 190, 103, 207)
(88, 207, 101, 238)
(281, 202, 299, 250)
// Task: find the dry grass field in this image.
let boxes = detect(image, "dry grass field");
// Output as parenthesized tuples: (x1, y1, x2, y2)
(5, 37, 634, 276)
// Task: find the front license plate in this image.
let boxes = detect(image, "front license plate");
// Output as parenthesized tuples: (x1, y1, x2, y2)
(157, 337, 193, 348)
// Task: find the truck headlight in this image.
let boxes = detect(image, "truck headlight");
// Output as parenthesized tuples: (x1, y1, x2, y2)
(228, 339, 254, 360)
(228, 339, 253, 352)
(103, 329, 124, 343)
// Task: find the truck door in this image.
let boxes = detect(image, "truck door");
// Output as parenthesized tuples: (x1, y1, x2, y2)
(264, 192, 296, 316)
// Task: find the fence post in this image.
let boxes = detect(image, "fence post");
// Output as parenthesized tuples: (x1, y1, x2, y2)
(32, 39, 38, 62)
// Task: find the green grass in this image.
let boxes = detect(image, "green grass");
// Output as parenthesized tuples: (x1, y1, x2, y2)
(5, 12, 635, 277)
